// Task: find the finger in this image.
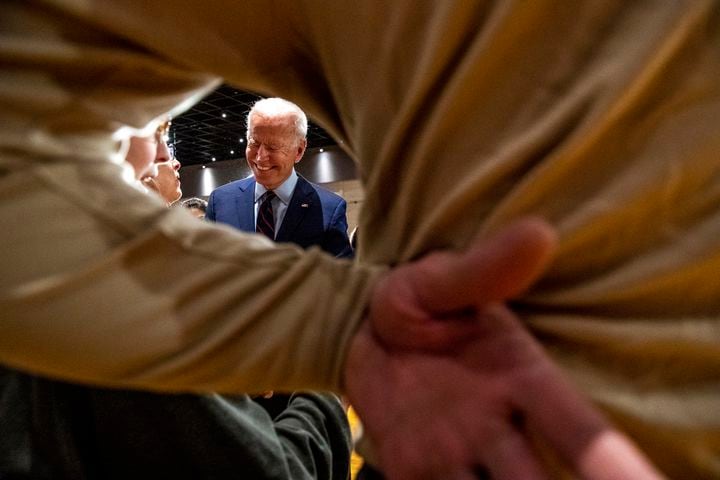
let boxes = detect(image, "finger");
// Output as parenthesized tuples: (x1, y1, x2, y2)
(445, 470, 480, 480)
(516, 357, 663, 479)
(454, 307, 662, 478)
(481, 426, 548, 480)
(373, 299, 484, 350)
(387, 305, 527, 352)
(392, 314, 489, 350)
(578, 431, 665, 480)
(408, 217, 557, 314)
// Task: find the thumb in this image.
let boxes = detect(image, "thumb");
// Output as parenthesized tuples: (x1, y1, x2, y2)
(408, 217, 558, 314)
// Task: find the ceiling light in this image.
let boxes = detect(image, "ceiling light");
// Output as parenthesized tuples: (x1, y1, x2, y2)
(221, 113, 227, 118)
(319, 148, 324, 153)
(230, 150, 235, 155)
(211, 157, 216, 161)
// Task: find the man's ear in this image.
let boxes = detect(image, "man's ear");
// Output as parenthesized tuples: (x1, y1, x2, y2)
(295, 139, 307, 163)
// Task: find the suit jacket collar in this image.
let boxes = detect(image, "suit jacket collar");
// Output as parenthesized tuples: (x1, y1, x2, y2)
(235, 176, 256, 232)
(276, 175, 314, 242)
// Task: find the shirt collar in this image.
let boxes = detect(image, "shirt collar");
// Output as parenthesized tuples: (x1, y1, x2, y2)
(254, 169, 298, 205)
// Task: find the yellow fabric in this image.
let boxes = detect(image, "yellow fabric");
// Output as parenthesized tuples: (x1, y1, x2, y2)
(1, 1, 719, 476)
(347, 406, 364, 480)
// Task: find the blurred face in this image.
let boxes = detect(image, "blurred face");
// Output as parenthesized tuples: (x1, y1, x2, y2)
(246, 112, 306, 190)
(144, 156, 182, 205)
(125, 121, 172, 182)
(187, 207, 205, 219)
(124, 122, 182, 205)
(126, 133, 163, 181)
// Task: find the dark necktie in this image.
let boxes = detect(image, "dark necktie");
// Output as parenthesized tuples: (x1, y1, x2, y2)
(256, 190, 276, 239)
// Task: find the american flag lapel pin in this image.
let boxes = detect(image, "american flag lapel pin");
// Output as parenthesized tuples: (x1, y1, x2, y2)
(301, 203, 309, 208)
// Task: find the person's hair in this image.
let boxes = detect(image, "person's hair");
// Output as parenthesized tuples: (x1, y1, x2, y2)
(350, 227, 358, 250)
(246, 97, 308, 142)
(156, 118, 171, 138)
(180, 197, 208, 213)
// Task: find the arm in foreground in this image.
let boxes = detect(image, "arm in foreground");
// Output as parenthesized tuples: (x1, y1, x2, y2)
(273, 393, 352, 480)
(85, 389, 350, 479)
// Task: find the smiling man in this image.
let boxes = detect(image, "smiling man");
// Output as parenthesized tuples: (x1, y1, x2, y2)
(206, 98, 353, 258)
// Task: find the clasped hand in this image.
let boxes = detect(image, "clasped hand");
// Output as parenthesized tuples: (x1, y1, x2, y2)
(345, 219, 663, 479)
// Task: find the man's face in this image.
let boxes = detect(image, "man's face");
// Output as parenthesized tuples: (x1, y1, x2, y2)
(246, 112, 306, 190)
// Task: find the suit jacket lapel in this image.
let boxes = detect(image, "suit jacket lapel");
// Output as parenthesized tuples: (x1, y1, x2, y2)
(276, 176, 313, 242)
(236, 178, 256, 232)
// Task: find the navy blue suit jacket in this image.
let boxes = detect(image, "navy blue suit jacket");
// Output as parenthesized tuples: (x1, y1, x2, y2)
(206, 175, 353, 258)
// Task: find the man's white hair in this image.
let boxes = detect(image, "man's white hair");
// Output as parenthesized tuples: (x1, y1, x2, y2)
(247, 97, 308, 141)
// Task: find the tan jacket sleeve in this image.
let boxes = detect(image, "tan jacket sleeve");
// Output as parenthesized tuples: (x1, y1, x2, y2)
(2, 1, 720, 476)
(0, 163, 382, 394)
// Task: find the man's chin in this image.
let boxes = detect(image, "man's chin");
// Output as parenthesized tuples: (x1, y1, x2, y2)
(254, 173, 279, 189)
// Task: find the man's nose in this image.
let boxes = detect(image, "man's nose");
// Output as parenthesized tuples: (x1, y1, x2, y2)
(256, 144, 270, 159)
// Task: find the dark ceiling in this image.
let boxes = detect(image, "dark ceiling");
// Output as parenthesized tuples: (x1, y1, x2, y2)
(170, 84, 337, 167)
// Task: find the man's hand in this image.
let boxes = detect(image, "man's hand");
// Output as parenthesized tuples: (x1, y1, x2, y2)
(345, 310, 662, 479)
(345, 218, 662, 479)
(369, 218, 557, 351)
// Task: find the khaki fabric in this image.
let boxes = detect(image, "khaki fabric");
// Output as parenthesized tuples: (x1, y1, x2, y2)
(1, 0, 719, 476)
(0, 2, 383, 395)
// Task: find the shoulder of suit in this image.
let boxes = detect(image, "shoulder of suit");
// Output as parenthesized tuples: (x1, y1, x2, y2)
(299, 175, 345, 204)
(212, 176, 254, 194)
